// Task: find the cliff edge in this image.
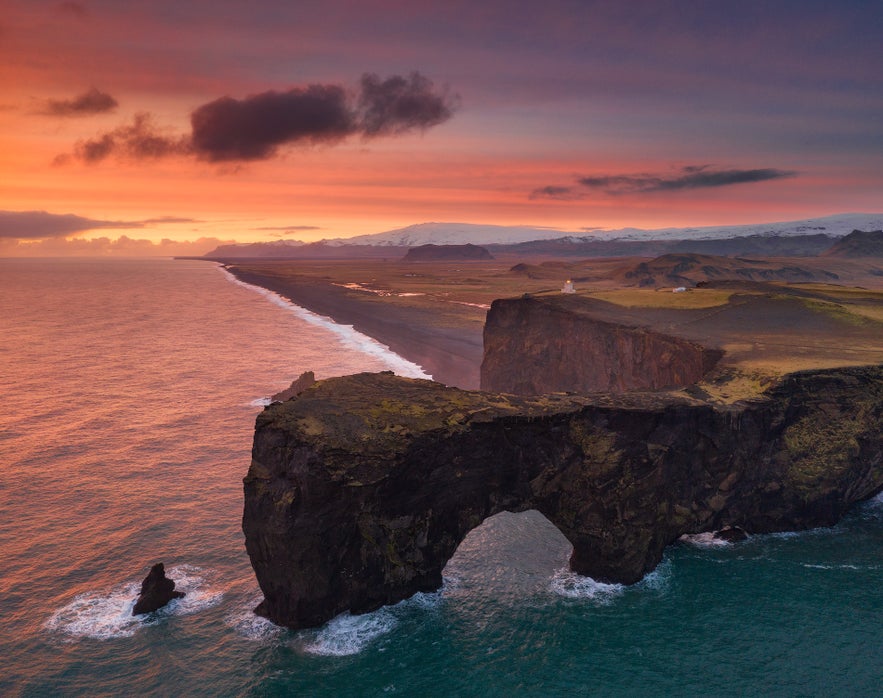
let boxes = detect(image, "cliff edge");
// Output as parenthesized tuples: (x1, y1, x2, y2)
(481, 294, 723, 394)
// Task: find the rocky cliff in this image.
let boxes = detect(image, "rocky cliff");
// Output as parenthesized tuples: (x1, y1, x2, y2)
(243, 366, 883, 629)
(481, 295, 723, 394)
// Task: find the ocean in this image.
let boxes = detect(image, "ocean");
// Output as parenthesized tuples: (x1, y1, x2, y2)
(1, 258, 881, 697)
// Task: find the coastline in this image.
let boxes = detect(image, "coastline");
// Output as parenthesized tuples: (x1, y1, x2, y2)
(223, 264, 484, 389)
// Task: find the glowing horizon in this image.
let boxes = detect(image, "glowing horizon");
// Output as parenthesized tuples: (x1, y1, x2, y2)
(3, 1, 882, 256)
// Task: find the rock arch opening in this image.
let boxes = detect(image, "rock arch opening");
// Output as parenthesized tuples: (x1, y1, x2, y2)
(442, 510, 573, 598)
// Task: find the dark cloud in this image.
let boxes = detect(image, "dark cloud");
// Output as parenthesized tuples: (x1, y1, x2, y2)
(529, 185, 583, 200)
(69, 112, 189, 163)
(577, 166, 796, 194)
(358, 72, 458, 136)
(59, 73, 457, 164)
(42, 88, 117, 116)
(190, 84, 355, 161)
(0, 210, 142, 239)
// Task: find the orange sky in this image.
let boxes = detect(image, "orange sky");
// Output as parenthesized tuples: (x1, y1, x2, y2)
(2, 1, 881, 255)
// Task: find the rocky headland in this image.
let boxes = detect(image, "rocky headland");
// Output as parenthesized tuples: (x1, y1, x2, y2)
(243, 363, 883, 629)
(481, 294, 723, 394)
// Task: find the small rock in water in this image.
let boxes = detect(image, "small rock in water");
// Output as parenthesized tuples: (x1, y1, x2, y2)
(714, 526, 748, 543)
(132, 562, 185, 615)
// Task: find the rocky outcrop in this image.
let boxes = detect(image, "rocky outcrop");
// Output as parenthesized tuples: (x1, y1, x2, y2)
(132, 563, 184, 615)
(823, 229, 883, 258)
(621, 253, 839, 287)
(271, 371, 316, 402)
(243, 366, 883, 629)
(403, 243, 494, 261)
(481, 295, 722, 394)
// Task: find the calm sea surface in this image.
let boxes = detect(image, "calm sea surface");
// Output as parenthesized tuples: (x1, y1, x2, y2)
(1, 258, 881, 697)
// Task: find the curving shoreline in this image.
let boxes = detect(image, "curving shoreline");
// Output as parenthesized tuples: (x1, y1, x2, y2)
(222, 264, 484, 389)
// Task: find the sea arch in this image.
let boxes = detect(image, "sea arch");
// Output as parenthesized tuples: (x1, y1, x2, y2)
(242, 369, 883, 629)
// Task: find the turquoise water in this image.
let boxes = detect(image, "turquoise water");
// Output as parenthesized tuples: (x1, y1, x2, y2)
(0, 258, 880, 697)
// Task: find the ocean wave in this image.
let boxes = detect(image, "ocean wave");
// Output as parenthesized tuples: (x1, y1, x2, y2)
(636, 558, 673, 592)
(220, 269, 432, 381)
(225, 599, 287, 643)
(801, 562, 874, 571)
(248, 397, 272, 408)
(678, 532, 733, 548)
(44, 564, 222, 641)
(548, 568, 624, 602)
(298, 609, 398, 657)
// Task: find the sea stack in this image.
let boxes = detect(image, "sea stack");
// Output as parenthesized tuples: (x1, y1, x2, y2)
(132, 563, 185, 615)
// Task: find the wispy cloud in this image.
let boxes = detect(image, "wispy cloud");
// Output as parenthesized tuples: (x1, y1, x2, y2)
(253, 225, 322, 231)
(41, 88, 117, 117)
(532, 165, 797, 199)
(528, 185, 582, 201)
(59, 72, 458, 164)
(55, 2, 88, 19)
(141, 216, 202, 224)
(58, 112, 189, 164)
(578, 166, 796, 194)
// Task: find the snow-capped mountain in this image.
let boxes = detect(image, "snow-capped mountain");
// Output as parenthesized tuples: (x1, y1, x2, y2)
(320, 222, 574, 247)
(319, 213, 882, 247)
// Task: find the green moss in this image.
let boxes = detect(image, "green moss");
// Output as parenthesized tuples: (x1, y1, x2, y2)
(795, 297, 879, 327)
(783, 406, 874, 493)
(569, 419, 622, 471)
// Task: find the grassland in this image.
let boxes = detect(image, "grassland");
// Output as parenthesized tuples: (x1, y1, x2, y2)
(226, 252, 883, 398)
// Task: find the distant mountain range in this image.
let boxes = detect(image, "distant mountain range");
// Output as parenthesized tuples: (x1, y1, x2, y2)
(204, 213, 883, 259)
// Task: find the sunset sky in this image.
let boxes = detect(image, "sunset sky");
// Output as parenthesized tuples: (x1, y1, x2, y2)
(2, 0, 881, 254)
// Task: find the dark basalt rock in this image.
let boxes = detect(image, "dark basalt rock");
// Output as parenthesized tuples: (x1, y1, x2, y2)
(243, 365, 883, 630)
(481, 295, 723, 394)
(403, 243, 493, 262)
(132, 563, 185, 615)
(714, 526, 749, 543)
(271, 371, 316, 402)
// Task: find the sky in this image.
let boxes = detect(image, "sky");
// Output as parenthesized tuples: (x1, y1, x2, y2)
(2, 0, 881, 255)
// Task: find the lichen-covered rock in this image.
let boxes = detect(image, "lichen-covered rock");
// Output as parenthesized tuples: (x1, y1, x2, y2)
(243, 366, 883, 629)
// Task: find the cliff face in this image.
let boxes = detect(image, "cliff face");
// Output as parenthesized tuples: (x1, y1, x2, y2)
(481, 295, 722, 394)
(243, 366, 883, 629)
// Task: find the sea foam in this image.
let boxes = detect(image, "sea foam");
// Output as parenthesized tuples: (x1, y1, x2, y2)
(45, 565, 222, 641)
(298, 609, 398, 657)
(678, 532, 732, 548)
(548, 568, 624, 603)
(220, 268, 432, 381)
(225, 597, 287, 643)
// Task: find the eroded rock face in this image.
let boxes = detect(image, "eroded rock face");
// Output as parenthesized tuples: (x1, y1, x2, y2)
(243, 366, 883, 629)
(480, 295, 722, 394)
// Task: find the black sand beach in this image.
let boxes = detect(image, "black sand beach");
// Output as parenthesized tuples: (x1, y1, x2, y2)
(225, 264, 484, 389)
